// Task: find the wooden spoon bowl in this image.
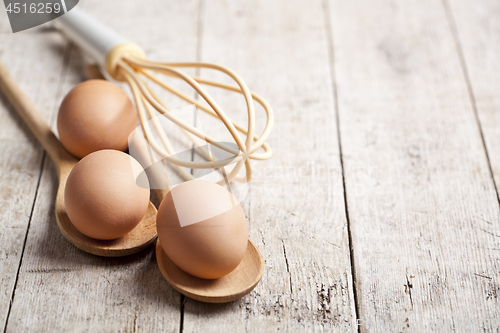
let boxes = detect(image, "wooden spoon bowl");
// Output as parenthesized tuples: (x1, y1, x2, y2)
(56, 154, 157, 256)
(156, 239, 265, 303)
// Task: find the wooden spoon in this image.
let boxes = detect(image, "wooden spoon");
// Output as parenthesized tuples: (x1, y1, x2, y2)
(156, 239, 265, 303)
(0, 62, 157, 257)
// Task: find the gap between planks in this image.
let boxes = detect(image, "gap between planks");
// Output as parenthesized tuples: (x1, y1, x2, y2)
(441, 0, 500, 208)
(180, 0, 206, 332)
(322, 0, 361, 331)
(2, 152, 46, 333)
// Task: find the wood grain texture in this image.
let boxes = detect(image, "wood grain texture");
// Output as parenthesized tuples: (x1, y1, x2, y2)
(0, 33, 69, 329)
(327, 0, 500, 331)
(182, 0, 356, 331)
(0, 61, 66, 167)
(3, 0, 200, 331)
(447, 0, 500, 201)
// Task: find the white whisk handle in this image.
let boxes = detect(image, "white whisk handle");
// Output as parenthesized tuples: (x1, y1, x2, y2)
(54, 7, 130, 66)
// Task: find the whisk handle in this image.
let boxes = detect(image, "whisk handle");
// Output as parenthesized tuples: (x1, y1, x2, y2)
(54, 7, 129, 66)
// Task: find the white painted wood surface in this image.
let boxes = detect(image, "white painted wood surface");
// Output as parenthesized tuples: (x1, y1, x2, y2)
(0, 0, 499, 332)
(328, 0, 500, 331)
(447, 0, 500, 196)
(0, 33, 66, 330)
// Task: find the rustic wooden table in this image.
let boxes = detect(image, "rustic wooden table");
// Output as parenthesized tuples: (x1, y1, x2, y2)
(1, 0, 499, 332)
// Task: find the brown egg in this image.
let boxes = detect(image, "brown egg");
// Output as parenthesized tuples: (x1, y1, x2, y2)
(157, 180, 248, 279)
(65, 149, 150, 240)
(57, 79, 137, 158)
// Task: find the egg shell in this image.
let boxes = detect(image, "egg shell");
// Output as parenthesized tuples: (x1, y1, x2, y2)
(57, 79, 137, 158)
(157, 180, 248, 279)
(65, 149, 150, 240)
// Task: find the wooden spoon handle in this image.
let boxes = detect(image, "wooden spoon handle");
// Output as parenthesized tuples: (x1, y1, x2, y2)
(0, 61, 64, 166)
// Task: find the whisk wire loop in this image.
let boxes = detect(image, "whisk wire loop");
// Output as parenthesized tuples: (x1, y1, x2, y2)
(116, 54, 274, 185)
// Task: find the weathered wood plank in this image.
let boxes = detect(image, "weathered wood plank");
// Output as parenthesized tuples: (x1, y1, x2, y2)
(327, 0, 500, 331)
(447, 0, 500, 204)
(4, 0, 200, 331)
(0, 33, 69, 330)
(182, 0, 356, 331)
